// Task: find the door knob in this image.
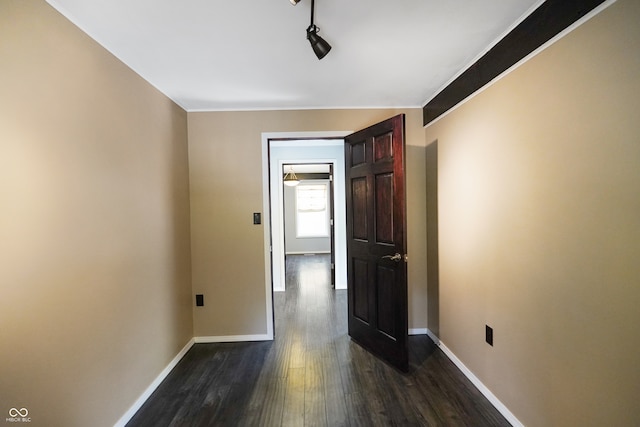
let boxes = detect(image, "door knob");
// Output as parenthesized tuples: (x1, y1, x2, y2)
(382, 253, 403, 262)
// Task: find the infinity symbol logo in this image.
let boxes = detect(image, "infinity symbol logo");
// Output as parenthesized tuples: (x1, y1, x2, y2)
(9, 408, 28, 417)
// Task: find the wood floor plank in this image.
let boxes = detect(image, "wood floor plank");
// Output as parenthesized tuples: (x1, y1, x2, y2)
(343, 392, 370, 427)
(281, 367, 305, 427)
(304, 352, 327, 426)
(237, 377, 285, 427)
(321, 352, 349, 427)
(127, 254, 511, 427)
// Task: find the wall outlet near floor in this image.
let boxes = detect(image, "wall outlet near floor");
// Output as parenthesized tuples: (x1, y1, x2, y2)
(196, 294, 204, 307)
(485, 325, 493, 346)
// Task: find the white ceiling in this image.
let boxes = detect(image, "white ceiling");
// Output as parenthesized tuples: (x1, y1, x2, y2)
(46, 0, 542, 112)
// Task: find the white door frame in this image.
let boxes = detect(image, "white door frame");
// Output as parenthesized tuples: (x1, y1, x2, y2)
(261, 132, 351, 338)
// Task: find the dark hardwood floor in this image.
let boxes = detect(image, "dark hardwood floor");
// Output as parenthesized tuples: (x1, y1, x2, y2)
(127, 254, 510, 426)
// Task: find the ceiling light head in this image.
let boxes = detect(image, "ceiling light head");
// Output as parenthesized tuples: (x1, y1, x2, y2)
(290, 0, 301, 4)
(283, 167, 300, 187)
(307, 25, 331, 60)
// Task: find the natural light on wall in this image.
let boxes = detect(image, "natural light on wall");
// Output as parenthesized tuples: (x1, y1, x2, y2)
(296, 183, 329, 237)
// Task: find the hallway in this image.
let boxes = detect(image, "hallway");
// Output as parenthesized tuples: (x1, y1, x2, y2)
(128, 254, 509, 426)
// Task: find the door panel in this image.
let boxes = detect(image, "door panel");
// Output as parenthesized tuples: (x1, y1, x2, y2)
(351, 178, 368, 241)
(351, 142, 366, 166)
(374, 132, 393, 161)
(375, 173, 394, 244)
(345, 114, 408, 372)
(353, 258, 369, 322)
(376, 264, 396, 337)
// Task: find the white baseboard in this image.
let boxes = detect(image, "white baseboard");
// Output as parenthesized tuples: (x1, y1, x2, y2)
(334, 282, 347, 290)
(434, 338, 524, 427)
(195, 334, 272, 343)
(426, 328, 440, 345)
(114, 338, 195, 427)
(408, 328, 428, 335)
(273, 282, 346, 292)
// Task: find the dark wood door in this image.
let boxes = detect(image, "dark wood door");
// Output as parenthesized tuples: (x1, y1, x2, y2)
(345, 114, 408, 372)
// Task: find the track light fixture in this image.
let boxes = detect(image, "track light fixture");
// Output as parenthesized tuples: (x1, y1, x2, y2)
(307, 25, 331, 60)
(291, 0, 331, 59)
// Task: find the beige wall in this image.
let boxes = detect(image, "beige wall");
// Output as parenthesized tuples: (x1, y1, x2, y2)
(424, 0, 640, 425)
(0, 1, 193, 426)
(188, 108, 428, 336)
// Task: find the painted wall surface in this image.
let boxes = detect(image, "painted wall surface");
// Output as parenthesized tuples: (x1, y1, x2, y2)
(424, 1, 640, 425)
(284, 182, 331, 255)
(188, 108, 427, 337)
(0, 1, 193, 426)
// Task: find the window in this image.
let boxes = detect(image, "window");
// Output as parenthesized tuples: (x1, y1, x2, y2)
(296, 182, 329, 237)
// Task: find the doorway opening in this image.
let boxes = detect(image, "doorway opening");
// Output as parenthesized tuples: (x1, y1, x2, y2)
(261, 132, 351, 340)
(266, 137, 349, 293)
(282, 163, 335, 286)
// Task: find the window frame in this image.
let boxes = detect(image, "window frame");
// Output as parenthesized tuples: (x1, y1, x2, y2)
(294, 180, 330, 238)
